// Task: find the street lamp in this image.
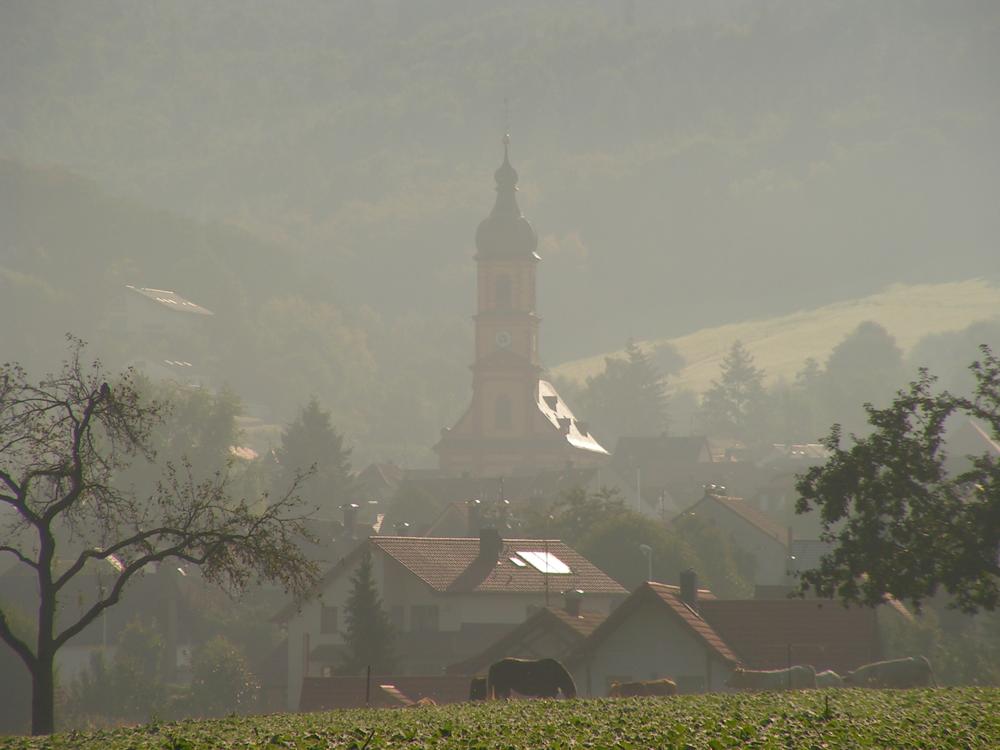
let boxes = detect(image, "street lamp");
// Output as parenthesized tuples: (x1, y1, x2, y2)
(638, 543, 653, 582)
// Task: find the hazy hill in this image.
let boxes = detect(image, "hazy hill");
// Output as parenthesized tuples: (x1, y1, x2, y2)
(3, 1, 998, 363)
(553, 279, 1000, 395)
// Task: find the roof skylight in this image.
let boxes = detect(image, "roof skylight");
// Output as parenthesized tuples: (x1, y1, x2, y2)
(515, 550, 572, 575)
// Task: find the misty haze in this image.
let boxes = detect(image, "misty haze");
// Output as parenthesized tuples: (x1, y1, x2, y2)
(1, 1, 998, 745)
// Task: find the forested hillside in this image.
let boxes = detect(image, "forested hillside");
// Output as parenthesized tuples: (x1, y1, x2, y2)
(2, 1, 998, 462)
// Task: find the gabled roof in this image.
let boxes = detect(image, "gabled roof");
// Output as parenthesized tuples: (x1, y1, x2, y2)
(567, 582, 738, 668)
(536, 380, 608, 455)
(373, 536, 625, 595)
(272, 535, 626, 623)
(699, 598, 879, 674)
(445, 606, 606, 676)
(756, 443, 830, 468)
(685, 493, 790, 547)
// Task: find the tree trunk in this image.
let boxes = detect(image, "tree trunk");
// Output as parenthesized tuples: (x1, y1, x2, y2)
(30, 651, 55, 735)
(34, 528, 57, 735)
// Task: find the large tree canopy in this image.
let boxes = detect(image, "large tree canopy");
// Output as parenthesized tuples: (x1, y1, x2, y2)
(0, 338, 319, 734)
(579, 339, 670, 447)
(700, 340, 768, 443)
(795, 346, 1000, 614)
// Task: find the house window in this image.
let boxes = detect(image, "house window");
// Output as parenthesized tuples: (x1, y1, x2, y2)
(495, 396, 512, 430)
(320, 605, 339, 635)
(391, 605, 405, 630)
(495, 275, 512, 310)
(411, 604, 440, 633)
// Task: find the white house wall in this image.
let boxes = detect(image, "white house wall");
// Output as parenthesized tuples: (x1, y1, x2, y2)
(694, 504, 788, 586)
(574, 603, 731, 697)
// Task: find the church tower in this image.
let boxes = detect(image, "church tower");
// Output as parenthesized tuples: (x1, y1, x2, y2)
(435, 137, 608, 476)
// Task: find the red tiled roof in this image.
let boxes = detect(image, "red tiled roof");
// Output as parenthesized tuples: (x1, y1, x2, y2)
(646, 583, 737, 664)
(547, 607, 607, 637)
(273, 535, 625, 623)
(699, 599, 880, 674)
(693, 494, 790, 546)
(445, 606, 607, 676)
(371, 536, 626, 595)
(567, 582, 738, 668)
(299, 675, 471, 711)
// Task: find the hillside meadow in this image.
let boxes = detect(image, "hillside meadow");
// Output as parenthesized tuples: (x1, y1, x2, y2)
(3, 689, 998, 749)
(553, 280, 1000, 394)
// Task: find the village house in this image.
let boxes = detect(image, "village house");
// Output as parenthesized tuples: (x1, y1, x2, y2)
(564, 571, 885, 697)
(565, 576, 739, 696)
(674, 490, 793, 587)
(445, 589, 606, 676)
(272, 530, 626, 711)
(697, 596, 882, 676)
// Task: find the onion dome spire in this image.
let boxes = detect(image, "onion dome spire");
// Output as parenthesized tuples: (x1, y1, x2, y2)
(475, 133, 539, 258)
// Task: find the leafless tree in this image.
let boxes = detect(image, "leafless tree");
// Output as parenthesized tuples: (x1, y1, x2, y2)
(0, 337, 319, 735)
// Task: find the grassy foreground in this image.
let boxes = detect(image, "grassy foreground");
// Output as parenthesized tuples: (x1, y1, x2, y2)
(3, 689, 998, 749)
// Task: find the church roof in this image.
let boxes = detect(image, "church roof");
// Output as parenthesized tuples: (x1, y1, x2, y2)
(475, 136, 539, 258)
(537, 380, 609, 455)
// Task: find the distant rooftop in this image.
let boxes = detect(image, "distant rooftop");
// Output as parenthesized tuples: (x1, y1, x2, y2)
(125, 285, 214, 316)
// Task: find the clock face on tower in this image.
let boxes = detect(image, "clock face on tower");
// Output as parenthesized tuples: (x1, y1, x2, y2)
(495, 330, 512, 349)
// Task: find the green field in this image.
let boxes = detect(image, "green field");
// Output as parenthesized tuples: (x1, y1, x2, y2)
(552, 280, 1000, 394)
(3, 689, 998, 749)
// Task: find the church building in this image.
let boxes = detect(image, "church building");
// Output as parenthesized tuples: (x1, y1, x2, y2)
(435, 138, 608, 476)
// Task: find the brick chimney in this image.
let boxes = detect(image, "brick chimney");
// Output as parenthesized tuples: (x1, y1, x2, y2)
(679, 568, 698, 609)
(563, 589, 584, 617)
(478, 527, 502, 563)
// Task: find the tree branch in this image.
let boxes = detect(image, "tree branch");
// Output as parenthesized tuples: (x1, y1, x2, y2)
(0, 608, 36, 672)
(54, 541, 218, 650)
(53, 525, 189, 591)
(0, 468, 21, 498)
(0, 545, 38, 569)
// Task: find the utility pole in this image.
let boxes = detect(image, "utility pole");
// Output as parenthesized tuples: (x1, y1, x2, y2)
(639, 544, 653, 582)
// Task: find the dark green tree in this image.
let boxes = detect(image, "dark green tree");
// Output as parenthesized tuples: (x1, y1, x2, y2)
(700, 340, 768, 442)
(795, 346, 1000, 614)
(522, 486, 627, 548)
(576, 513, 700, 592)
(341, 548, 395, 674)
(0, 339, 319, 735)
(188, 635, 259, 717)
(580, 339, 669, 447)
(816, 321, 906, 434)
(67, 617, 166, 724)
(276, 397, 356, 517)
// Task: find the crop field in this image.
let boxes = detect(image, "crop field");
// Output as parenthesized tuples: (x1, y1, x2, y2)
(3, 688, 998, 749)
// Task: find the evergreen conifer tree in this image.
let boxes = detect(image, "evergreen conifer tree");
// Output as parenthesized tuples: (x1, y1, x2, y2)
(341, 548, 395, 674)
(580, 338, 670, 446)
(275, 397, 355, 516)
(700, 340, 768, 442)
